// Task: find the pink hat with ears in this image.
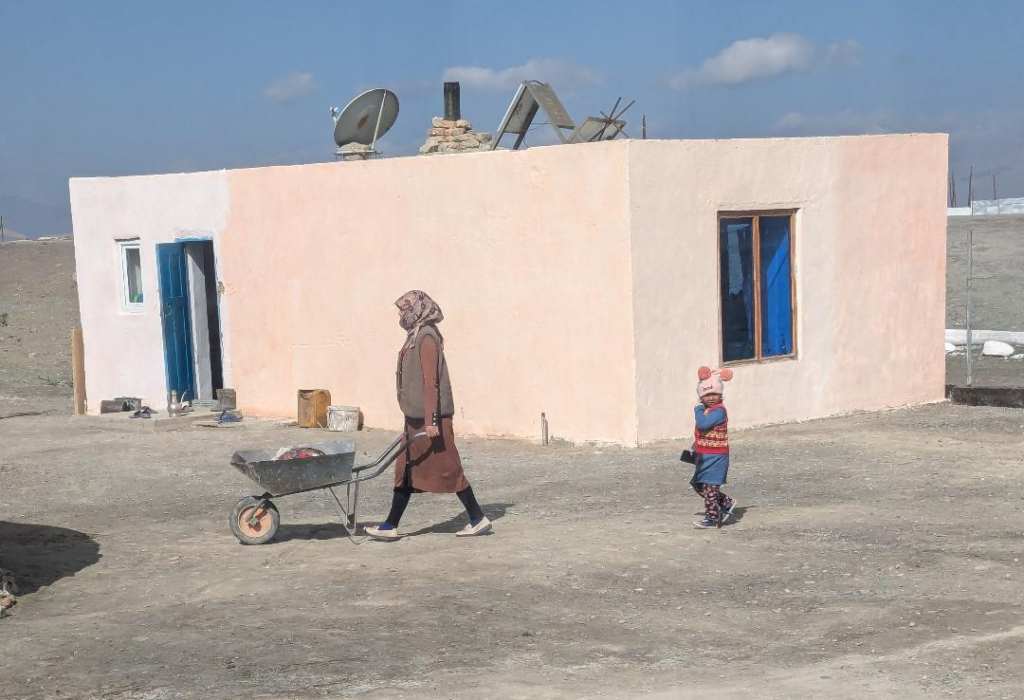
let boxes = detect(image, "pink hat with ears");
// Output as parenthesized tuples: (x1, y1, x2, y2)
(697, 366, 733, 399)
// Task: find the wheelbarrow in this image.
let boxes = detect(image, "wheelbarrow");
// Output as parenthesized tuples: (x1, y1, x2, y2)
(228, 431, 427, 545)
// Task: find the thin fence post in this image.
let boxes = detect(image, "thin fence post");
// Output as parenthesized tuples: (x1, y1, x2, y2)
(965, 228, 973, 387)
(967, 166, 974, 212)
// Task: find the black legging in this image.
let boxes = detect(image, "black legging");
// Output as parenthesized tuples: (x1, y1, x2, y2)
(385, 484, 484, 527)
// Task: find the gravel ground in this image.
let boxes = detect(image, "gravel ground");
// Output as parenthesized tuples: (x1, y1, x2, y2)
(1, 404, 1022, 699)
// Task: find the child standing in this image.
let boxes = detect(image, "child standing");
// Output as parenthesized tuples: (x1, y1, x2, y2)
(691, 366, 737, 529)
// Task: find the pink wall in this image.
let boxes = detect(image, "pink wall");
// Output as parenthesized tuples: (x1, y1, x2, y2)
(627, 135, 948, 441)
(70, 135, 947, 444)
(219, 144, 639, 443)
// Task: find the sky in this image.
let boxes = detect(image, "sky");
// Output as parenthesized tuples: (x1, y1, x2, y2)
(2, 0, 1023, 236)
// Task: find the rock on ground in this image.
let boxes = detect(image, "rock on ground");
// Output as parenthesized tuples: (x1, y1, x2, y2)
(982, 340, 1015, 357)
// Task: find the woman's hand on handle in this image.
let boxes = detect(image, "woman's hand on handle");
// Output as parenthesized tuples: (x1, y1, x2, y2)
(425, 425, 441, 439)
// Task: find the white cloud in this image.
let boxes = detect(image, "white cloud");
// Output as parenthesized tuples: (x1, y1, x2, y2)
(772, 108, 895, 135)
(264, 72, 317, 103)
(825, 40, 864, 66)
(670, 34, 862, 89)
(442, 58, 601, 93)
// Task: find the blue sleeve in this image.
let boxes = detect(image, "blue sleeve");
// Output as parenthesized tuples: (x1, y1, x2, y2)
(694, 406, 727, 431)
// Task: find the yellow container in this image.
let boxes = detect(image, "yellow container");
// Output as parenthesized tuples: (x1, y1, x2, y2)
(297, 389, 331, 428)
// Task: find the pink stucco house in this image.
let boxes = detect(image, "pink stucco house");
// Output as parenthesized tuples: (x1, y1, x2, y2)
(70, 135, 948, 444)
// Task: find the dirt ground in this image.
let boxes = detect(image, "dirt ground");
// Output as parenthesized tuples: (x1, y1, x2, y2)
(1, 404, 1023, 699)
(1, 228, 1023, 698)
(946, 215, 1024, 388)
(0, 239, 79, 417)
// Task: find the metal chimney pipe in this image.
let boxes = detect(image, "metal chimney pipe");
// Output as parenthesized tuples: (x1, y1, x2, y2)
(444, 82, 461, 121)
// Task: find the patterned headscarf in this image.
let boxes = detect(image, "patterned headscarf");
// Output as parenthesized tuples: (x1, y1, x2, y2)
(395, 290, 444, 336)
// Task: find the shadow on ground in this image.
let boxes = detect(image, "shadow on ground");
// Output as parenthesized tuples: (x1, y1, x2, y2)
(0, 521, 101, 595)
(274, 522, 353, 543)
(688, 504, 754, 526)
(400, 501, 514, 536)
(725, 505, 751, 526)
(272, 502, 515, 543)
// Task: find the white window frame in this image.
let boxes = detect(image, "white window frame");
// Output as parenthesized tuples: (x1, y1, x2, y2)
(118, 241, 145, 312)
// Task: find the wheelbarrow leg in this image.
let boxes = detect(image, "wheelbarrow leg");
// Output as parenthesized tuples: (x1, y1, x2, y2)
(325, 486, 359, 537)
(347, 481, 360, 533)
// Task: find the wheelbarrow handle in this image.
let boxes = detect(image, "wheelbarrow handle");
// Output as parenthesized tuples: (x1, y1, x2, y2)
(348, 430, 430, 484)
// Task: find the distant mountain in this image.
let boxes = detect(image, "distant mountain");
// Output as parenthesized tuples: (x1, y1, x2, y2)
(0, 193, 72, 238)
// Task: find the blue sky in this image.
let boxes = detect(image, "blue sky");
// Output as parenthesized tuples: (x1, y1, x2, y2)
(2, 0, 1022, 236)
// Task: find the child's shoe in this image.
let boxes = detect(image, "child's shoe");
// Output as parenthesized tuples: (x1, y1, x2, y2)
(720, 498, 738, 523)
(693, 516, 720, 529)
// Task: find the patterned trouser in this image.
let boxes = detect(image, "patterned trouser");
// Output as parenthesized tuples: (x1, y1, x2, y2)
(692, 483, 731, 521)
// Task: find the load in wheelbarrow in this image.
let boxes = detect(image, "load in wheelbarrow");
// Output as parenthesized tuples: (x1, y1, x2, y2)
(228, 431, 426, 545)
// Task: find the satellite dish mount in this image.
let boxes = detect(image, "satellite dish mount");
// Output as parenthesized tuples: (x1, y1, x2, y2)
(331, 88, 400, 161)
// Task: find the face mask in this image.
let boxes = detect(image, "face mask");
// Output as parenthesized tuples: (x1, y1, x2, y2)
(399, 308, 417, 331)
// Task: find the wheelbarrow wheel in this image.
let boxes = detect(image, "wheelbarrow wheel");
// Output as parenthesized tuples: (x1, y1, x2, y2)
(230, 496, 280, 545)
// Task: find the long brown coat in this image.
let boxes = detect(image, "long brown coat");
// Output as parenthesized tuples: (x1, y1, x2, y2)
(394, 333, 470, 493)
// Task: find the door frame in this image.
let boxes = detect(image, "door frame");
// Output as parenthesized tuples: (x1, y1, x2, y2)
(180, 237, 222, 401)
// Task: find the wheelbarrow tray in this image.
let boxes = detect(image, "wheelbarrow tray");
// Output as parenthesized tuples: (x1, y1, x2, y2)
(231, 439, 356, 497)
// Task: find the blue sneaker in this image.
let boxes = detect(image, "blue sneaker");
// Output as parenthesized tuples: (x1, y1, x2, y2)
(720, 498, 738, 523)
(694, 516, 719, 529)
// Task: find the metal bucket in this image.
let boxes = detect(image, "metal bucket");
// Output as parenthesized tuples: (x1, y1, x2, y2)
(327, 405, 360, 432)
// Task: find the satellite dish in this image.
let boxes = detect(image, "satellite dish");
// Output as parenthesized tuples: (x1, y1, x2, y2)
(331, 88, 399, 149)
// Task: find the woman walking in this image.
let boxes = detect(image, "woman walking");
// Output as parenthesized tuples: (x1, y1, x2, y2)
(366, 290, 492, 540)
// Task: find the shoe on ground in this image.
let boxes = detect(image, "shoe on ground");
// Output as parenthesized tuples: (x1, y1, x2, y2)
(365, 524, 399, 541)
(720, 498, 738, 523)
(456, 516, 492, 537)
(693, 516, 720, 529)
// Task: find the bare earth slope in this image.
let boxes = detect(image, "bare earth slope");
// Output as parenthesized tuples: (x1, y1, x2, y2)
(946, 215, 1024, 387)
(0, 239, 79, 416)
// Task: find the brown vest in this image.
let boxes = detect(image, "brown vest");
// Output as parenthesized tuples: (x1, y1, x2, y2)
(396, 325, 455, 420)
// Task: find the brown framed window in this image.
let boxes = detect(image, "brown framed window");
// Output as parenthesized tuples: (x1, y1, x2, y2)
(719, 211, 796, 364)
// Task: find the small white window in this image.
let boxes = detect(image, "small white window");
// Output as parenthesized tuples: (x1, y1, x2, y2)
(118, 242, 145, 310)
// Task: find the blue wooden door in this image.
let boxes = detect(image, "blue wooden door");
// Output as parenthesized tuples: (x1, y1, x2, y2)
(157, 243, 196, 401)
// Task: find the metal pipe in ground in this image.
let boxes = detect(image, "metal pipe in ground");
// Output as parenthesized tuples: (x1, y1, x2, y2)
(541, 412, 549, 446)
(966, 228, 973, 387)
